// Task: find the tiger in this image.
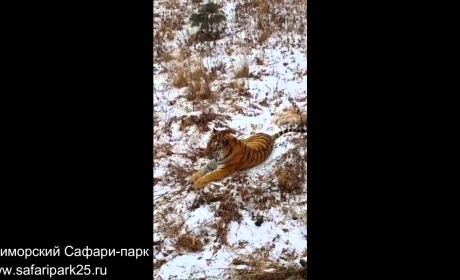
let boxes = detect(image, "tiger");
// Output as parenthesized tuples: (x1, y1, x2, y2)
(187, 126, 307, 189)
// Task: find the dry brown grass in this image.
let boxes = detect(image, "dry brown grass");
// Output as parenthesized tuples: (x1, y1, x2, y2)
(235, 180, 278, 212)
(153, 177, 162, 187)
(163, 161, 196, 188)
(255, 55, 265, 66)
(164, 57, 215, 101)
(234, 57, 250, 78)
(164, 0, 181, 10)
(154, 9, 184, 40)
(166, 30, 175, 40)
(164, 61, 188, 88)
(225, 45, 234, 56)
(256, 8, 275, 45)
(231, 267, 305, 280)
(174, 233, 204, 253)
(153, 143, 173, 160)
(228, 257, 306, 280)
(259, 98, 269, 107)
(227, 79, 251, 99)
(258, 29, 272, 45)
(153, 259, 167, 271)
(237, 82, 251, 97)
(165, 110, 231, 135)
(273, 142, 307, 200)
(159, 51, 176, 63)
(181, 111, 217, 133)
(154, 215, 186, 247)
(229, 80, 240, 90)
(153, 1, 189, 63)
(189, 188, 243, 246)
(212, 192, 243, 245)
(235, 0, 307, 43)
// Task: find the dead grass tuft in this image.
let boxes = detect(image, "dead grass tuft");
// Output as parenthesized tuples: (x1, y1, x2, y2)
(159, 51, 176, 63)
(190, 188, 242, 246)
(235, 182, 278, 212)
(153, 259, 167, 271)
(165, 161, 196, 188)
(172, 110, 231, 134)
(273, 144, 307, 199)
(234, 57, 250, 78)
(190, 192, 224, 211)
(196, 111, 218, 131)
(166, 30, 175, 40)
(235, 0, 307, 41)
(258, 29, 272, 45)
(259, 98, 269, 107)
(154, 143, 173, 160)
(225, 45, 234, 56)
(255, 56, 265, 65)
(164, 61, 188, 88)
(153, 177, 162, 187)
(232, 80, 252, 99)
(164, 55, 217, 102)
(164, 0, 181, 10)
(228, 257, 306, 280)
(212, 191, 242, 245)
(174, 233, 204, 252)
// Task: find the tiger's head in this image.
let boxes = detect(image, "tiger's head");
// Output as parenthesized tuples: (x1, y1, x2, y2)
(203, 128, 235, 159)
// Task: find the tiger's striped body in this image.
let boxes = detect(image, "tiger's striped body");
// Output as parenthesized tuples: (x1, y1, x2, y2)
(188, 127, 307, 189)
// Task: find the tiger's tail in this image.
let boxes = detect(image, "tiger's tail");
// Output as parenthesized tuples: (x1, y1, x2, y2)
(271, 126, 307, 142)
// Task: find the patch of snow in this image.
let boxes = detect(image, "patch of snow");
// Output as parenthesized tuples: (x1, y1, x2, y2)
(154, 0, 307, 278)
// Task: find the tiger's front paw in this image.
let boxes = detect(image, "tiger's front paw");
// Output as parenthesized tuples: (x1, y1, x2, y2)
(194, 178, 208, 190)
(187, 173, 199, 183)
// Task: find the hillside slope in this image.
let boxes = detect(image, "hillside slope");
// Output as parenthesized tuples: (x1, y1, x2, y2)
(154, 0, 307, 279)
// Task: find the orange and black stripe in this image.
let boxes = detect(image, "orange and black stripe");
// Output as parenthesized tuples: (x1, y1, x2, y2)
(206, 126, 307, 172)
(271, 127, 307, 142)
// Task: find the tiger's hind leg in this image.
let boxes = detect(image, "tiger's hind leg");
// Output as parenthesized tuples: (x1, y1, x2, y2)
(194, 168, 235, 189)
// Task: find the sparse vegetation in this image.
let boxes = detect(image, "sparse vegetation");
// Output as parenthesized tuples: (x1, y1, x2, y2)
(258, 29, 272, 45)
(163, 57, 215, 102)
(234, 56, 249, 78)
(174, 233, 204, 252)
(154, 0, 307, 278)
(274, 146, 307, 199)
(190, 1, 227, 42)
(227, 260, 305, 280)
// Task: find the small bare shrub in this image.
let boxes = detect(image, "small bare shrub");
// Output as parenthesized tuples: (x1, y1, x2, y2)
(273, 145, 307, 200)
(210, 190, 242, 245)
(227, 257, 305, 280)
(255, 56, 265, 65)
(258, 29, 272, 44)
(174, 234, 204, 252)
(164, 58, 216, 101)
(234, 57, 249, 78)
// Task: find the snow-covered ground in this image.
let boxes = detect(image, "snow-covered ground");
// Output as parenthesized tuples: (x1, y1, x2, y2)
(154, 0, 307, 279)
